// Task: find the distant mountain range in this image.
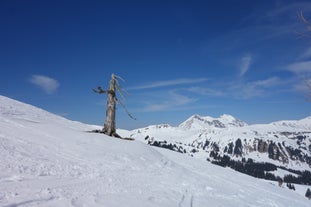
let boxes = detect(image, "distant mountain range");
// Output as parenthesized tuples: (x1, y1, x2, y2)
(120, 114, 311, 184)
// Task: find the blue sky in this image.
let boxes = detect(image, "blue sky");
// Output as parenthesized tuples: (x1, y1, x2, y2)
(1, 0, 311, 129)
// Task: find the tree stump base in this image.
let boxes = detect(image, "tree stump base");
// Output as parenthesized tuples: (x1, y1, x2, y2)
(89, 129, 124, 139)
(88, 129, 135, 141)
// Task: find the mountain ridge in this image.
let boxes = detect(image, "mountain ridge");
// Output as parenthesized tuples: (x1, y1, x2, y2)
(178, 114, 248, 130)
(121, 113, 311, 183)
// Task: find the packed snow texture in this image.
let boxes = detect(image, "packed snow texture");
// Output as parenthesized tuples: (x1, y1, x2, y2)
(0, 95, 310, 206)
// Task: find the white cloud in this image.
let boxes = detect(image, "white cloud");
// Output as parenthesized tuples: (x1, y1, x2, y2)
(287, 61, 311, 75)
(292, 78, 311, 93)
(252, 77, 280, 87)
(128, 78, 207, 90)
(139, 90, 197, 112)
(29, 75, 60, 94)
(239, 54, 252, 77)
(187, 87, 224, 96)
(298, 47, 311, 60)
(286, 60, 311, 95)
(231, 77, 281, 99)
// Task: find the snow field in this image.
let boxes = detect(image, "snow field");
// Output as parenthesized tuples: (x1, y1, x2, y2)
(0, 95, 310, 206)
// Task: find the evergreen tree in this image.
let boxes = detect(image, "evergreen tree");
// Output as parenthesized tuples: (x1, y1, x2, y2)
(277, 177, 283, 187)
(306, 188, 311, 200)
(286, 183, 295, 191)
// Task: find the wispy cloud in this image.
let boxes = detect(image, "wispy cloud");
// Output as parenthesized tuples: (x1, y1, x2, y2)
(239, 54, 252, 77)
(231, 77, 281, 99)
(291, 79, 311, 101)
(187, 86, 224, 96)
(29, 75, 60, 94)
(251, 77, 280, 87)
(287, 61, 311, 75)
(128, 78, 207, 90)
(130, 75, 283, 113)
(137, 90, 197, 112)
(293, 81, 309, 93)
(297, 47, 311, 60)
(183, 77, 281, 100)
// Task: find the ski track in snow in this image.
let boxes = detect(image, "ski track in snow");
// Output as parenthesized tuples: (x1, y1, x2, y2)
(177, 189, 194, 207)
(0, 95, 310, 207)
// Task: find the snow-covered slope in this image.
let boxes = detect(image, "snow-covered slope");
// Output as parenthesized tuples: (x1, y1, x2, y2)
(0, 95, 310, 206)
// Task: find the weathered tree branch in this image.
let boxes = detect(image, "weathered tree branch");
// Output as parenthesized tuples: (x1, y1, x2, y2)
(115, 97, 136, 120)
(93, 86, 106, 94)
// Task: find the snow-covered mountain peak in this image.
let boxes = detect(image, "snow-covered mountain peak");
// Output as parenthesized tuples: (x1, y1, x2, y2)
(178, 114, 247, 130)
(219, 114, 236, 122)
(270, 116, 311, 131)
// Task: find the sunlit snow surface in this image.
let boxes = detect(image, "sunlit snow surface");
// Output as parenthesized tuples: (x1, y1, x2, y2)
(0, 95, 309, 207)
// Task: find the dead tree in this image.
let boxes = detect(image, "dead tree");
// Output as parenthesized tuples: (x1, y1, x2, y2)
(93, 74, 135, 137)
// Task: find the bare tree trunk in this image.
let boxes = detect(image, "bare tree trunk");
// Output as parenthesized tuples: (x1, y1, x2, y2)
(93, 73, 135, 138)
(102, 74, 119, 137)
